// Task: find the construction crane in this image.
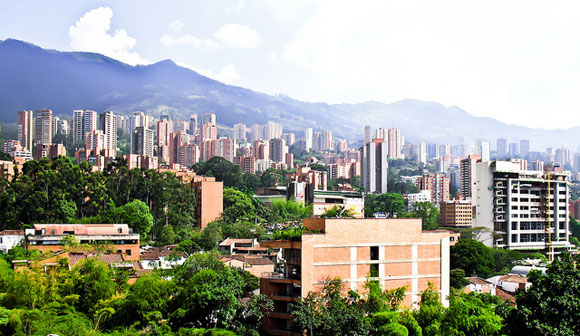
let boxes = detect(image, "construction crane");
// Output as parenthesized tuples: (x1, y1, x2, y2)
(545, 171, 553, 262)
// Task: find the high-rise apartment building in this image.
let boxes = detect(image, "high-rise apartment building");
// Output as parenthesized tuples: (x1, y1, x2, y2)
(417, 173, 450, 205)
(364, 125, 371, 145)
(460, 154, 480, 199)
(520, 139, 530, 159)
(496, 138, 507, 160)
(98, 111, 117, 157)
(474, 160, 572, 253)
(361, 139, 388, 194)
(321, 130, 333, 151)
(72, 109, 97, 144)
(233, 123, 247, 143)
(54, 118, 69, 136)
(131, 126, 154, 157)
(129, 111, 148, 131)
(282, 133, 296, 146)
(508, 143, 519, 158)
(189, 114, 198, 136)
(387, 128, 402, 159)
(17, 110, 34, 151)
(201, 113, 216, 126)
(305, 128, 313, 152)
(418, 142, 427, 164)
(480, 141, 490, 161)
(34, 109, 53, 145)
(269, 138, 288, 163)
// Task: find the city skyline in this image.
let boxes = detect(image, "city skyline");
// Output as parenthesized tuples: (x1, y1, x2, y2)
(3, 1, 580, 129)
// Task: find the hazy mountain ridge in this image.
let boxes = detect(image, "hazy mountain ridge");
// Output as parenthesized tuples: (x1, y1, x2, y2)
(0, 39, 578, 150)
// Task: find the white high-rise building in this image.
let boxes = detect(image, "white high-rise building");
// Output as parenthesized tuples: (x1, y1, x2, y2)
(305, 128, 313, 152)
(72, 109, 97, 144)
(418, 142, 427, 164)
(362, 139, 388, 194)
(34, 109, 53, 145)
(364, 126, 371, 145)
(131, 126, 155, 157)
(480, 141, 490, 162)
(233, 123, 247, 143)
(99, 111, 117, 157)
(496, 138, 507, 160)
(474, 160, 572, 253)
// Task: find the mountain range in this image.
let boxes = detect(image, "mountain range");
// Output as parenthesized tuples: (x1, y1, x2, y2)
(0, 38, 578, 150)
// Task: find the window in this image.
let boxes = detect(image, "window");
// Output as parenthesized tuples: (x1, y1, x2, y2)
(118, 228, 122, 233)
(370, 246, 379, 260)
(125, 249, 131, 256)
(370, 246, 379, 277)
(511, 235, 518, 243)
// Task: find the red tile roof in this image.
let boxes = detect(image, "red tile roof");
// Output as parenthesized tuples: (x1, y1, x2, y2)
(0, 230, 24, 236)
(500, 274, 528, 284)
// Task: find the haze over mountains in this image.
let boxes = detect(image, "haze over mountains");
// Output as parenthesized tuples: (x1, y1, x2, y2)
(0, 38, 577, 150)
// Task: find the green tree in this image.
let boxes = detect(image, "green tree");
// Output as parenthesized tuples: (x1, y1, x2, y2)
(450, 268, 469, 289)
(439, 293, 503, 336)
(193, 157, 244, 188)
(292, 278, 369, 335)
(104, 199, 154, 240)
(321, 205, 355, 218)
(450, 239, 495, 278)
(69, 258, 116, 314)
(406, 202, 439, 230)
(365, 193, 407, 218)
(168, 253, 246, 329)
(507, 253, 580, 335)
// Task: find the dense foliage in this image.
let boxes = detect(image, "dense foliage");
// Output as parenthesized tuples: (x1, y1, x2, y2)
(0, 156, 197, 242)
(292, 278, 507, 336)
(0, 253, 270, 336)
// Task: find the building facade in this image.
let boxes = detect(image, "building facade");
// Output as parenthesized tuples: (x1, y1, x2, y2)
(439, 200, 473, 228)
(417, 173, 449, 205)
(361, 139, 388, 194)
(474, 160, 572, 253)
(25, 224, 140, 260)
(260, 218, 457, 334)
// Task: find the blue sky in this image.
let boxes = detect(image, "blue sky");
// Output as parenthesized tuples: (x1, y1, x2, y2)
(2, 1, 580, 129)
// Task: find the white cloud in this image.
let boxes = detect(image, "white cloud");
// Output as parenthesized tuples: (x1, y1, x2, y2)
(160, 34, 221, 51)
(68, 7, 148, 65)
(161, 22, 262, 51)
(197, 64, 242, 85)
(214, 23, 262, 49)
(168, 20, 184, 33)
(226, 0, 246, 12)
(278, 0, 580, 129)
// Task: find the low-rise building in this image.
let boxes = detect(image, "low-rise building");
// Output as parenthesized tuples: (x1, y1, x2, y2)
(439, 200, 473, 228)
(260, 218, 455, 334)
(25, 224, 140, 260)
(0, 230, 24, 253)
(140, 245, 187, 269)
(406, 190, 431, 212)
(219, 254, 275, 278)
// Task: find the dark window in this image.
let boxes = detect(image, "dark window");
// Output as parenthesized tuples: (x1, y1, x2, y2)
(370, 246, 379, 260)
(118, 228, 122, 233)
(125, 249, 131, 256)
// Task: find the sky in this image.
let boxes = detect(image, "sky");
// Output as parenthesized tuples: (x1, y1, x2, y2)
(1, 1, 580, 130)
